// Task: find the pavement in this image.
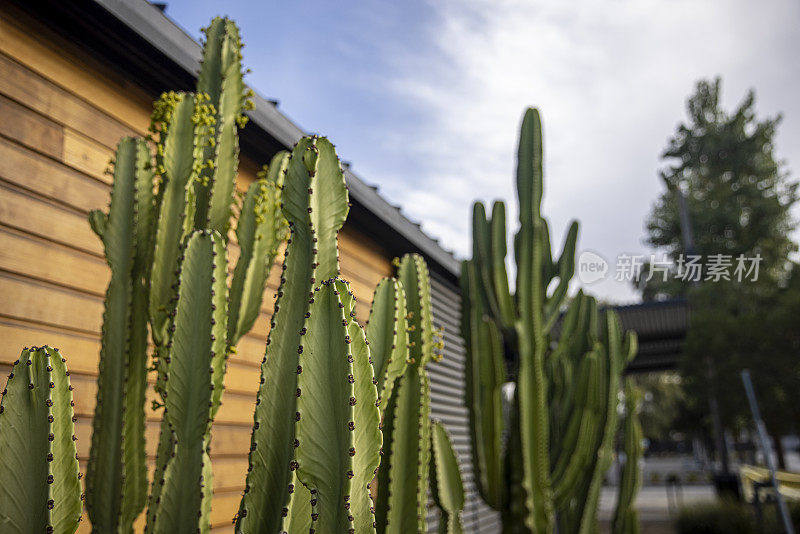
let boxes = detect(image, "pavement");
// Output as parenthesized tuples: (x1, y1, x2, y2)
(598, 484, 717, 522)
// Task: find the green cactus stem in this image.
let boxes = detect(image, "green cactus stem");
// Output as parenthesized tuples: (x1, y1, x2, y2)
(86, 136, 153, 532)
(0, 347, 82, 534)
(463, 108, 638, 534)
(193, 17, 248, 233)
(430, 421, 466, 534)
(612, 378, 643, 534)
(147, 230, 228, 533)
(375, 253, 435, 534)
(366, 277, 409, 405)
(292, 278, 381, 532)
(236, 136, 350, 533)
(460, 260, 505, 511)
(227, 151, 289, 348)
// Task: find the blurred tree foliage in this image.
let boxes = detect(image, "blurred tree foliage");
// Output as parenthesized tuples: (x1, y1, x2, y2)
(639, 78, 798, 467)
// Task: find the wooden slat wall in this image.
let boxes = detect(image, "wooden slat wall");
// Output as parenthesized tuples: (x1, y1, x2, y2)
(0, 5, 393, 531)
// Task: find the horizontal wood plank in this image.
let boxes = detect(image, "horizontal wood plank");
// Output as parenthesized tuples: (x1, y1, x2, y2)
(0, 93, 62, 159)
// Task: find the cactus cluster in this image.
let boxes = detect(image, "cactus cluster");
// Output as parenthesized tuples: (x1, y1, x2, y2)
(0, 347, 82, 534)
(462, 108, 641, 533)
(373, 254, 437, 534)
(83, 16, 287, 533)
(0, 14, 469, 534)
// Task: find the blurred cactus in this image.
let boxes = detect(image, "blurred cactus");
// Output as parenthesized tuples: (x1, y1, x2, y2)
(0, 347, 82, 534)
(236, 136, 382, 533)
(612, 379, 643, 534)
(430, 421, 466, 534)
(462, 108, 639, 533)
(374, 253, 436, 534)
(81, 16, 287, 533)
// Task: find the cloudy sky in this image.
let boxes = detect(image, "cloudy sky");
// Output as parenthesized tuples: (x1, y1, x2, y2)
(164, 0, 800, 303)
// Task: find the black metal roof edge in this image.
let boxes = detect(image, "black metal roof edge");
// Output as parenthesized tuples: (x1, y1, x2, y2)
(91, 0, 460, 277)
(607, 297, 689, 312)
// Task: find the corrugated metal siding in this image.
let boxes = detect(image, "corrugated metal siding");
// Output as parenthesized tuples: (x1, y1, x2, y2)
(427, 272, 502, 533)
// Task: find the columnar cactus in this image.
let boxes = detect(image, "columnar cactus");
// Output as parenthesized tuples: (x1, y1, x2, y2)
(430, 421, 466, 534)
(147, 230, 228, 532)
(374, 253, 436, 534)
(83, 16, 287, 533)
(235, 136, 382, 533)
(0, 347, 82, 534)
(612, 379, 643, 534)
(463, 108, 639, 533)
(86, 137, 152, 532)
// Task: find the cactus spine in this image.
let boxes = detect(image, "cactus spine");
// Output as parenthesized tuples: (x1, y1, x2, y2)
(430, 421, 466, 534)
(463, 108, 639, 533)
(0, 347, 82, 534)
(612, 379, 643, 534)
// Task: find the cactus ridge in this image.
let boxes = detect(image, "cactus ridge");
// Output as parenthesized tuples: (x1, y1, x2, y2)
(0, 347, 82, 534)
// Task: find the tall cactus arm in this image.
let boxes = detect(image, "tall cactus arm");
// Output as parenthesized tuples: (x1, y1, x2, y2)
(121, 138, 155, 529)
(472, 202, 499, 320)
(228, 173, 287, 347)
(489, 201, 516, 330)
(574, 312, 625, 534)
(366, 278, 409, 404)
(399, 254, 434, 367)
(340, 284, 383, 534)
(382, 364, 432, 534)
(86, 137, 151, 532)
(236, 137, 349, 533)
(612, 378, 642, 534)
(515, 107, 554, 533)
(543, 221, 578, 331)
(0, 347, 82, 534)
(150, 230, 228, 534)
(194, 17, 246, 232)
(145, 419, 175, 532)
(430, 421, 466, 534)
(551, 351, 601, 508)
(504, 390, 531, 534)
(293, 280, 377, 533)
(462, 259, 506, 511)
(149, 92, 212, 347)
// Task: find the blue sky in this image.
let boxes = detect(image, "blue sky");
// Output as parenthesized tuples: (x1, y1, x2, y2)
(162, 0, 800, 302)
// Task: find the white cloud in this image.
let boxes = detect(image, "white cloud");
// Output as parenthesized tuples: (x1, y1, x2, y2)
(366, 0, 800, 302)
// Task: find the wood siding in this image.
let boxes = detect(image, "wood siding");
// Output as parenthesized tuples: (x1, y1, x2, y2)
(0, 5, 393, 531)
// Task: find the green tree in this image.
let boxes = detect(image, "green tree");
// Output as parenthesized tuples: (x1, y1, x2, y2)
(640, 77, 797, 467)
